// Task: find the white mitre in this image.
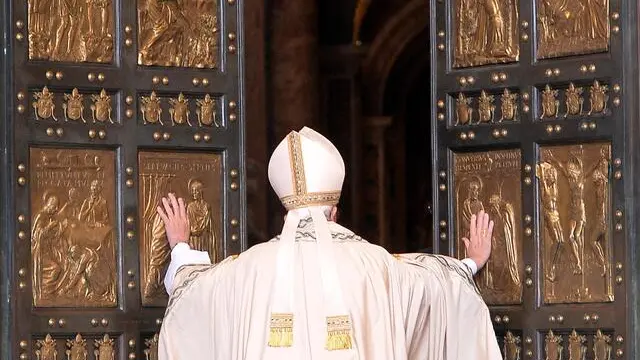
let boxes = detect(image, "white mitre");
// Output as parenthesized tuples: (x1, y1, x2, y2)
(266, 127, 352, 351)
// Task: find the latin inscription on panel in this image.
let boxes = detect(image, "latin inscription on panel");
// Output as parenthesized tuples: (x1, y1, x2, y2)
(454, 0, 519, 68)
(27, 0, 114, 62)
(137, 0, 220, 68)
(453, 149, 523, 305)
(537, 143, 613, 304)
(537, 0, 610, 59)
(138, 151, 222, 306)
(30, 148, 117, 308)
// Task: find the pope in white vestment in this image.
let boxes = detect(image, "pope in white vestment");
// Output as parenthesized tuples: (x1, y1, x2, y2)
(157, 127, 502, 360)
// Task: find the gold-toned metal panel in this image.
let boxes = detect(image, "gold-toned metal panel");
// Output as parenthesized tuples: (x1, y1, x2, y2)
(35, 334, 57, 360)
(140, 92, 220, 128)
(144, 334, 159, 360)
(537, 0, 610, 59)
(454, 0, 519, 68)
(453, 149, 523, 305)
(30, 147, 117, 308)
(139, 151, 222, 306)
(593, 329, 612, 360)
(137, 0, 220, 68)
(27, 0, 114, 62)
(32, 87, 117, 125)
(537, 143, 613, 304)
(544, 330, 563, 360)
(503, 331, 521, 360)
(94, 334, 115, 360)
(66, 334, 87, 360)
(568, 329, 587, 360)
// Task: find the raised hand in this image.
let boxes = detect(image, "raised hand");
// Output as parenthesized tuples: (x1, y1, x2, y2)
(156, 193, 190, 249)
(462, 210, 494, 270)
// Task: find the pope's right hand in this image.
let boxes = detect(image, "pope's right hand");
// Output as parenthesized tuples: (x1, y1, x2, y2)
(157, 193, 190, 249)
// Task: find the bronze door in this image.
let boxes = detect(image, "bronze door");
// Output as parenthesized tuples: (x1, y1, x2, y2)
(431, 0, 636, 358)
(2, 0, 246, 358)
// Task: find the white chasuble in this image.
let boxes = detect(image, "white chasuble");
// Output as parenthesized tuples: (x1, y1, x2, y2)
(158, 220, 502, 360)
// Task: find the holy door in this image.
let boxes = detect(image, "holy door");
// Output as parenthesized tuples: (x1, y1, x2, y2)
(431, 0, 638, 358)
(0, 0, 247, 358)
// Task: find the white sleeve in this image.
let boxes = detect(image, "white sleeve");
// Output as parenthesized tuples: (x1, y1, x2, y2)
(164, 243, 212, 294)
(461, 258, 479, 275)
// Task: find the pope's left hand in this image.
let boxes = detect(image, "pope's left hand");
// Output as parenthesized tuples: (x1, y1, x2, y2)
(462, 210, 494, 270)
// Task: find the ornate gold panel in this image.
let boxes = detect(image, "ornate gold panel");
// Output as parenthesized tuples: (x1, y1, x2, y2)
(539, 81, 610, 121)
(138, 151, 222, 306)
(30, 147, 117, 308)
(537, 0, 610, 59)
(453, 0, 519, 68)
(545, 330, 563, 360)
(32, 87, 116, 124)
(27, 0, 114, 62)
(144, 333, 159, 360)
(503, 331, 521, 360)
(140, 92, 220, 128)
(537, 143, 613, 304)
(453, 149, 523, 305)
(453, 89, 521, 127)
(137, 0, 220, 68)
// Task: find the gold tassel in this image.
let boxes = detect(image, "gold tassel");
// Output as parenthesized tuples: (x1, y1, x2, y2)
(268, 313, 294, 347)
(325, 315, 353, 351)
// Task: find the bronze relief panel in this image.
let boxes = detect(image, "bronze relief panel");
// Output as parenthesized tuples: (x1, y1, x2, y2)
(453, 0, 519, 68)
(31, 87, 118, 125)
(27, 0, 114, 62)
(542, 329, 613, 360)
(139, 92, 220, 128)
(33, 333, 117, 360)
(137, 0, 220, 68)
(537, 81, 610, 122)
(30, 147, 117, 308)
(138, 151, 222, 306)
(537, 143, 613, 304)
(451, 88, 521, 127)
(453, 149, 523, 305)
(536, 0, 610, 59)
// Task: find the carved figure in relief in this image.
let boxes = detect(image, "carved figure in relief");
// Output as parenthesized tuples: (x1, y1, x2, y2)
(461, 179, 484, 240)
(94, 334, 115, 360)
(79, 180, 109, 227)
(499, 88, 518, 122)
(51, 0, 80, 60)
(540, 85, 559, 119)
(144, 334, 159, 360)
(187, 179, 215, 256)
(27, 0, 113, 62)
(59, 188, 83, 220)
(141, 92, 164, 125)
(454, 0, 519, 67)
(591, 146, 610, 276)
(143, 210, 171, 299)
(544, 330, 563, 360)
(90, 89, 114, 124)
(31, 195, 66, 302)
(593, 329, 612, 360)
(564, 83, 584, 118)
(137, 0, 219, 68)
(33, 86, 58, 121)
(588, 80, 609, 115)
(503, 331, 521, 360)
(478, 90, 495, 123)
(484, 192, 520, 292)
(547, 146, 602, 276)
(196, 94, 219, 127)
(65, 334, 87, 360)
(537, 0, 609, 59)
(169, 93, 193, 126)
(35, 334, 58, 360)
(536, 162, 565, 282)
(63, 88, 87, 122)
(455, 93, 473, 125)
(568, 330, 586, 360)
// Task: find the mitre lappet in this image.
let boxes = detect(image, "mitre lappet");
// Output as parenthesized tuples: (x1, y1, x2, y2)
(267, 126, 351, 351)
